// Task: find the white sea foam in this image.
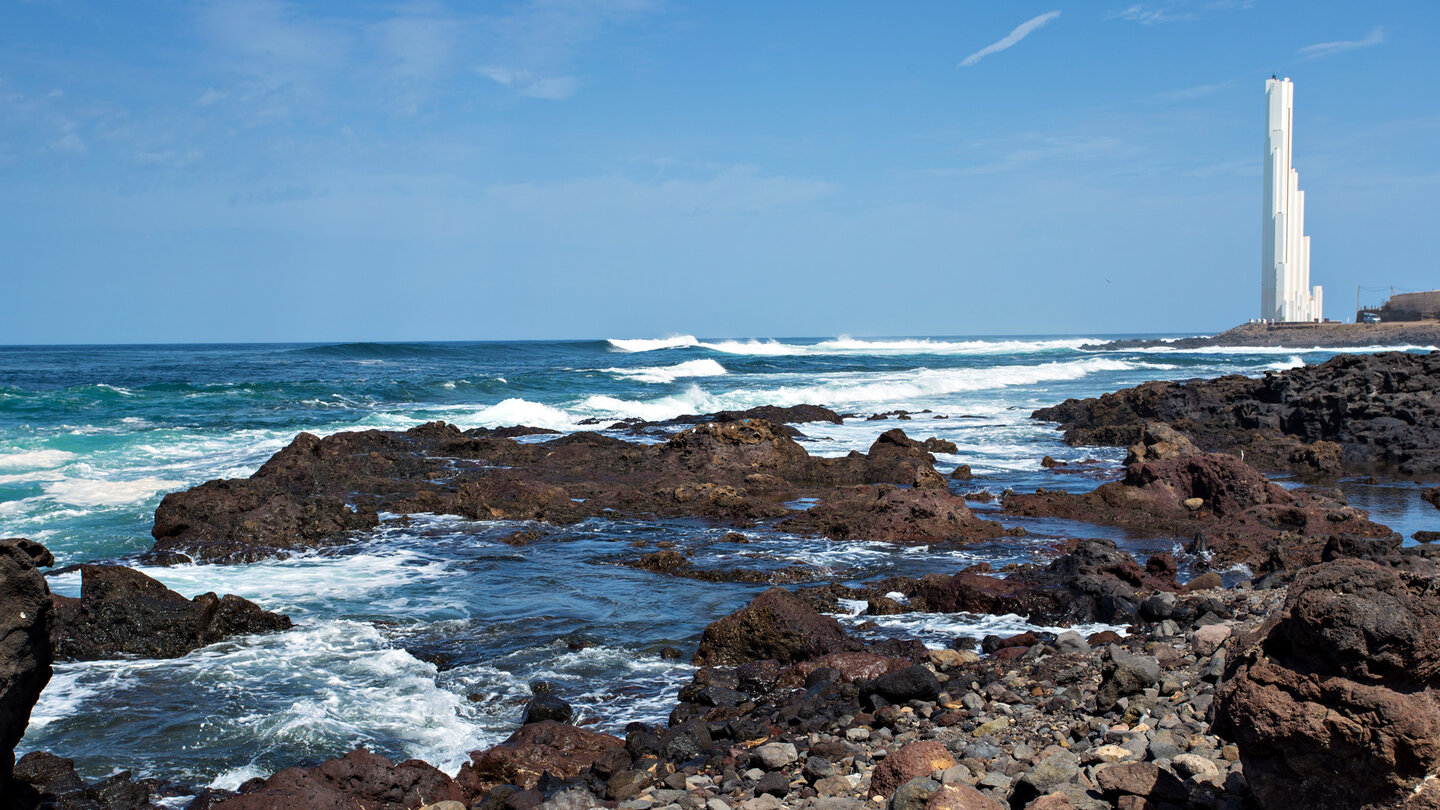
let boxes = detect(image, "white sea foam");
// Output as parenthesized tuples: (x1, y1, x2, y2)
(810, 336, 1093, 355)
(834, 608, 1127, 649)
(606, 335, 701, 352)
(465, 398, 581, 431)
(699, 339, 804, 356)
(0, 449, 76, 469)
(1268, 355, 1306, 370)
(42, 476, 182, 506)
(604, 359, 729, 384)
(25, 620, 484, 786)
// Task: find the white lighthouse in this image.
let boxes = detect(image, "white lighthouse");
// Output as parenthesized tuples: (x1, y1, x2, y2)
(1261, 77, 1323, 322)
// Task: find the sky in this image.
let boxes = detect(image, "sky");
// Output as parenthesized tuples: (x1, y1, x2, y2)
(1, 0, 1437, 344)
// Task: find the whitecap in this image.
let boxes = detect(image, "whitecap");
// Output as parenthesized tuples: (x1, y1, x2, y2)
(603, 359, 728, 384)
(810, 336, 1093, 355)
(0, 449, 76, 470)
(698, 339, 803, 356)
(42, 476, 182, 507)
(606, 335, 700, 352)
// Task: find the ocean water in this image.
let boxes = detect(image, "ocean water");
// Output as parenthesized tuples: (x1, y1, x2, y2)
(3, 335, 1436, 789)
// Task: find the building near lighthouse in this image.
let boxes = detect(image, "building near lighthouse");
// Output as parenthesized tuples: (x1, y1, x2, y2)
(1261, 77, 1323, 322)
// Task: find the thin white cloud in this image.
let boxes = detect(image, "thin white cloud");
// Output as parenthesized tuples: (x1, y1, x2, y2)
(1300, 26, 1385, 59)
(477, 67, 577, 100)
(959, 11, 1061, 68)
(1108, 5, 1196, 24)
(196, 88, 229, 106)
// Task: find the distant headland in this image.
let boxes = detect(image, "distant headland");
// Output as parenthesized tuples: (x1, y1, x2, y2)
(1086, 319, 1440, 351)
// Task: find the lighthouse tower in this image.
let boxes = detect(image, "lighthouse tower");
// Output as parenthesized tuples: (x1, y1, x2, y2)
(1261, 77, 1323, 322)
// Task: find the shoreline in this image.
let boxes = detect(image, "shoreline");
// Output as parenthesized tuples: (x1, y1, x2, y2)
(4, 350, 1440, 810)
(1083, 320, 1440, 351)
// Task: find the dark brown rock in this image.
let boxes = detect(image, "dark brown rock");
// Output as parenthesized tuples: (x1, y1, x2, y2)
(206, 749, 466, 810)
(780, 485, 1005, 545)
(1215, 558, 1440, 810)
(1005, 453, 1392, 573)
(693, 587, 863, 666)
(0, 539, 52, 787)
(456, 721, 627, 793)
(1034, 351, 1440, 477)
(51, 564, 291, 661)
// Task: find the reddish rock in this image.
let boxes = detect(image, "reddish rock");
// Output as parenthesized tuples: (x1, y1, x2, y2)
(1023, 793, 1076, 810)
(1215, 558, 1440, 810)
(792, 652, 911, 683)
(456, 721, 626, 793)
(145, 418, 979, 564)
(869, 740, 957, 798)
(693, 587, 863, 667)
(780, 484, 1006, 546)
(207, 749, 466, 810)
(926, 784, 1005, 810)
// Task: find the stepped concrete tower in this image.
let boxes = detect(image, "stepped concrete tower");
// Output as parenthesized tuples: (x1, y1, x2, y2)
(1261, 77, 1323, 322)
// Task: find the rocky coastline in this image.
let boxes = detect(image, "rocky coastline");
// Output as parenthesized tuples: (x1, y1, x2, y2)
(1082, 321, 1440, 352)
(4, 355, 1440, 810)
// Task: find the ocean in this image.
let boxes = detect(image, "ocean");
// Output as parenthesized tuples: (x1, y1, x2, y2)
(3, 335, 1435, 791)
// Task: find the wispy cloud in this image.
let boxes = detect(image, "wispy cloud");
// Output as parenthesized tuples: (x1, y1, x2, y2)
(477, 67, 577, 100)
(1107, 1, 1254, 25)
(958, 11, 1061, 68)
(1300, 26, 1385, 59)
(1108, 4, 1196, 24)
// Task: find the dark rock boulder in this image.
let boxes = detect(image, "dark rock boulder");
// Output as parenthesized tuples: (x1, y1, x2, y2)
(899, 539, 1177, 626)
(51, 564, 291, 661)
(521, 694, 574, 725)
(1034, 350, 1440, 476)
(864, 429, 947, 491)
(869, 664, 942, 703)
(1426, 486, 1440, 511)
(1006, 453, 1393, 573)
(0, 538, 53, 787)
(693, 587, 863, 666)
(206, 749, 467, 810)
(1214, 558, 1440, 809)
(780, 485, 1006, 546)
(456, 721, 627, 793)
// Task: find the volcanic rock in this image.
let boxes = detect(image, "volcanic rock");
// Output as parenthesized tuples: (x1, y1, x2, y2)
(0, 538, 53, 787)
(1426, 486, 1440, 511)
(1005, 453, 1392, 573)
(145, 419, 979, 564)
(1033, 351, 1440, 476)
(870, 741, 957, 798)
(693, 587, 863, 666)
(1215, 558, 1440, 809)
(780, 485, 1005, 545)
(51, 564, 291, 661)
(457, 721, 627, 793)
(206, 749, 467, 810)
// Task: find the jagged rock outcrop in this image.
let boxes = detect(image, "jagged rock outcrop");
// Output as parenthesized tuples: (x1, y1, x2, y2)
(146, 419, 992, 564)
(51, 564, 291, 661)
(1005, 453, 1393, 573)
(1215, 558, 1440, 809)
(1034, 351, 1440, 476)
(0, 538, 53, 788)
(205, 749, 467, 810)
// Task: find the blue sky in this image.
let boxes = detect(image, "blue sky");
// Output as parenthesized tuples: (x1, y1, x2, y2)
(2, 0, 1436, 343)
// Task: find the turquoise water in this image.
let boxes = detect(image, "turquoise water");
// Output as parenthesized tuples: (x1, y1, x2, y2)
(2, 335, 1434, 788)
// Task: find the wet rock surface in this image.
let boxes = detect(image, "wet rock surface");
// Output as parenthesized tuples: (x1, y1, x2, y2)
(1005, 452, 1393, 573)
(50, 564, 292, 661)
(203, 749, 469, 810)
(1, 539, 53, 789)
(1034, 350, 1440, 477)
(147, 419, 1002, 564)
